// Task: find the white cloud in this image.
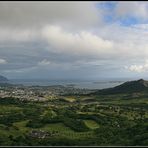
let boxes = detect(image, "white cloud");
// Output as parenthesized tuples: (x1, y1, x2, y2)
(40, 24, 148, 61)
(41, 25, 114, 57)
(0, 58, 7, 64)
(38, 59, 51, 66)
(98, 23, 148, 59)
(0, 27, 37, 42)
(125, 60, 148, 73)
(1, 23, 148, 63)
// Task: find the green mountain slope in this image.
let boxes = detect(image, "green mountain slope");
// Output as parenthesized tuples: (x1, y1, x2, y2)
(93, 79, 148, 95)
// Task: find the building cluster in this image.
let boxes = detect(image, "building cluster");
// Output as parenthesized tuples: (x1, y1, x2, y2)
(29, 130, 59, 139)
(0, 85, 94, 101)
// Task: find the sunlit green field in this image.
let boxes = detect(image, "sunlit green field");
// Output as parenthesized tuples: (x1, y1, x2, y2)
(84, 120, 100, 129)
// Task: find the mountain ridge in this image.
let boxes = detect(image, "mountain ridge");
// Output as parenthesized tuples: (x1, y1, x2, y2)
(93, 79, 148, 95)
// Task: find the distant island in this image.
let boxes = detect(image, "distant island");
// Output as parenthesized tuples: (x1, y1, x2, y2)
(93, 81, 124, 84)
(0, 75, 8, 83)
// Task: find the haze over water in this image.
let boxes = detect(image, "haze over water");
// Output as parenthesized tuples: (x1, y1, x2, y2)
(9, 79, 126, 89)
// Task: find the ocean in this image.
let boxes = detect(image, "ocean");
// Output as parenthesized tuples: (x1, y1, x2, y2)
(9, 79, 126, 89)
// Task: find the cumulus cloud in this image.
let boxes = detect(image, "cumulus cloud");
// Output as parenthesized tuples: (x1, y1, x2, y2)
(125, 60, 148, 73)
(41, 25, 114, 57)
(98, 23, 148, 60)
(0, 25, 114, 58)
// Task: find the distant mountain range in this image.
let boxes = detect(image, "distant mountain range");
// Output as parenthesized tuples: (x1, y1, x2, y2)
(93, 79, 148, 95)
(0, 75, 8, 83)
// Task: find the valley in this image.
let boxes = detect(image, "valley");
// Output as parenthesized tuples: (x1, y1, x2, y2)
(0, 79, 148, 146)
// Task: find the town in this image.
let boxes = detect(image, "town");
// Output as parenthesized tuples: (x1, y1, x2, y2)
(0, 84, 95, 101)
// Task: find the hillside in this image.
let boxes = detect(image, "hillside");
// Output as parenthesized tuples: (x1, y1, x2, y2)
(93, 79, 148, 95)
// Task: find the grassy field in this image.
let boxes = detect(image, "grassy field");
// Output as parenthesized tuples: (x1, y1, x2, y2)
(84, 120, 100, 129)
(12, 121, 94, 139)
(0, 105, 22, 114)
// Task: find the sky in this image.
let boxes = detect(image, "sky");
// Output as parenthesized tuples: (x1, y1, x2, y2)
(1, 1, 148, 80)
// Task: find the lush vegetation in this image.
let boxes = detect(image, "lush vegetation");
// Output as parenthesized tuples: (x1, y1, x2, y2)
(0, 90, 148, 146)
